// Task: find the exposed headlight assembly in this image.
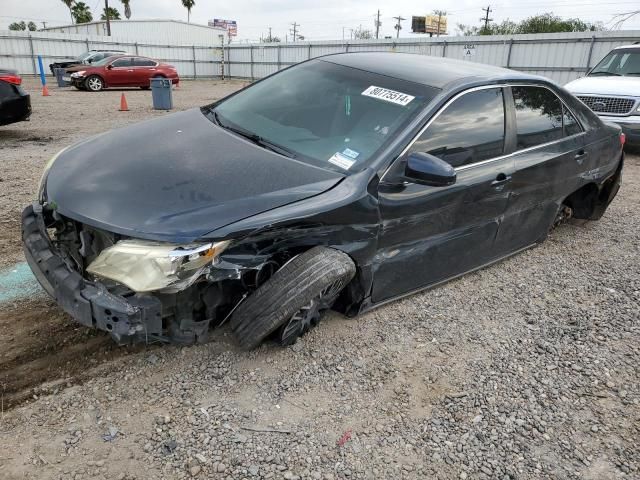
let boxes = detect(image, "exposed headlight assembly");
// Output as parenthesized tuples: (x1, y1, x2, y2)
(87, 239, 231, 293)
(71, 71, 85, 77)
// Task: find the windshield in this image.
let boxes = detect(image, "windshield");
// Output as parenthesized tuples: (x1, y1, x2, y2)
(74, 51, 93, 62)
(207, 59, 438, 173)
(589, 49, 640, 77)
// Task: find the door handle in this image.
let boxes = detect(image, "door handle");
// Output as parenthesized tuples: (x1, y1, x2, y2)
(127, 69, 134, 72)
(575, 149, 587, 164)
(491, 173, 511, 186)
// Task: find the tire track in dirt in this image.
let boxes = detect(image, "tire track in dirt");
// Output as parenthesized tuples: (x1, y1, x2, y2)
(0, 296, 147, 411)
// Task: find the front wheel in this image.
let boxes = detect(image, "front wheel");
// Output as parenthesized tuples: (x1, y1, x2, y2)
(230, 247, 356, 349)
(85, 75, 104, 92)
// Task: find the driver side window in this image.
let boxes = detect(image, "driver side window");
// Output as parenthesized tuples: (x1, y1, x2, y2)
(111, 58, 131, 67)
(408, 88, 506, 168)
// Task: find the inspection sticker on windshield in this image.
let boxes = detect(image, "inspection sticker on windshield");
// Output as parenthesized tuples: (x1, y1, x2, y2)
(361, 86, 415, 106)
(328, 152, 356, 170)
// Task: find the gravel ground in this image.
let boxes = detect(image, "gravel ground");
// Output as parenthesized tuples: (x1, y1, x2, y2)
(0, 78, 638, 480)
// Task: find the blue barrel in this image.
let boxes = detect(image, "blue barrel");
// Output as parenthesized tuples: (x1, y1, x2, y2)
(54, 67, 67, 87)
(150, 77, 173, 110)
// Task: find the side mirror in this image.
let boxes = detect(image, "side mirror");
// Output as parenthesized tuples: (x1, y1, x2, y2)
(87, 58, 93, 63)
(405, 152, 456, 187)
(106, 64, 113, 70)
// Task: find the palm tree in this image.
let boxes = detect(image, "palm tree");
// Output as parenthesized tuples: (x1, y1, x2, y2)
(101, 6, 121, 20)
(120, 0, 131, 19)
(181, 0, 195, 23)
(71, 2, 93, 24)
(61, 0, 75, 24)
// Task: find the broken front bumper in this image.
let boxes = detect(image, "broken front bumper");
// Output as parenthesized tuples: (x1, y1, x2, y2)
(22, 204, 163, 344)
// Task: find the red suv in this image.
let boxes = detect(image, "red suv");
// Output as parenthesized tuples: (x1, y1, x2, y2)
(66, 55, 179, 91)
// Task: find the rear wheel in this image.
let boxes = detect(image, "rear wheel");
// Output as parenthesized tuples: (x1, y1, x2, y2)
(230, 247, 356, 349)
(85, 75, 104, 92)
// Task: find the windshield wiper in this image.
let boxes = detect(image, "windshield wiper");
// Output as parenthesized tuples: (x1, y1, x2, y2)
(211, 110, 297, 159)
(589, 71, 622, 76)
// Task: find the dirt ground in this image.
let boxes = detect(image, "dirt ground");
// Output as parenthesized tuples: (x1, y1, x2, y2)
(0, 78, 638, 480)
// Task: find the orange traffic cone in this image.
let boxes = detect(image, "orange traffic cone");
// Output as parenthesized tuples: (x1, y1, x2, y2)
(119, 93, 129, 111)
(42, 84, 50, 96)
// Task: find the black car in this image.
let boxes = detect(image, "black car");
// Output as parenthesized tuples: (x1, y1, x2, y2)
(49, 50, 126, 75)
(23, 53, 624, 349)
(0, 69, 31, 126)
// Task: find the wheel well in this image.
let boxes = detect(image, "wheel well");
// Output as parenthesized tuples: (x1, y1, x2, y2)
(563, 183, 599, 219)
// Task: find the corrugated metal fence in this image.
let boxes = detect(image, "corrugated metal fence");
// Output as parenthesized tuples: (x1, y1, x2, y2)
(223, 30, 640, 84)
(2, 29, 639, 84)
(0, 30, 223, 78)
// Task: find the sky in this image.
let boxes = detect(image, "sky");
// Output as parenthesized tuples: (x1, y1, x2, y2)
(1, 0, 640, 42)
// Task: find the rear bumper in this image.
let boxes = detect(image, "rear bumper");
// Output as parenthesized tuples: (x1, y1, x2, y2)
(0, 88, 31, 126)
(599, 115, 640, 146)
(22, 204, 163, 344)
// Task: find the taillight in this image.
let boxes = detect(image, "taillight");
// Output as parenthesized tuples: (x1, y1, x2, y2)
(0, 73, 22, 85)
(620, 132, 626, 146)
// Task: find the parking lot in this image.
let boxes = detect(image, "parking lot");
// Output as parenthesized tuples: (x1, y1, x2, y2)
(0, 78, 639, 480)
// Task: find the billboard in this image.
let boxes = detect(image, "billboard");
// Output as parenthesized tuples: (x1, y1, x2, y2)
(209, 19, 237, 36)
(411, 15, 447, 35)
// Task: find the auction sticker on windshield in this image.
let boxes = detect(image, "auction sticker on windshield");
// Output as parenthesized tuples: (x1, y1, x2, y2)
(361, 86, 415, 106)
(328, 152, 356, 170)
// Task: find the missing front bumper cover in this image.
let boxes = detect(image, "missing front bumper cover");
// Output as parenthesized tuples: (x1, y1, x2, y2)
(22, 204, 163, 344)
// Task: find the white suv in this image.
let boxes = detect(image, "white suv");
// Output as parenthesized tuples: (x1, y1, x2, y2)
(565, 44, 640, 148)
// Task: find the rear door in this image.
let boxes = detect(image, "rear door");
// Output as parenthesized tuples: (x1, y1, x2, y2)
(494, 84, 586, 253)
(131, 57, 158, 86)
(106, 57, 134, 86)
(373, 86, 515, 303)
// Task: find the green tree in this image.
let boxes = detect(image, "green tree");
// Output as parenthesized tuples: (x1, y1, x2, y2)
(61, 0, 75, 24)
(8, 21, 27, 31)
(71, 2, 93, 23)
(27, 21, 37, 31)
(120, 0, 131, 19)
(181, 0, 195, 23)
(101, 6, 121, 20)
(458, 12, 603, 36)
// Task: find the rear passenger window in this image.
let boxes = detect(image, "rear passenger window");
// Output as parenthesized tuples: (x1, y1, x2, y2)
(563, 106, 582, 136)
(410, 88, 505, 168)
(133, 58, 156, 67)
(512, 86, 563, 149)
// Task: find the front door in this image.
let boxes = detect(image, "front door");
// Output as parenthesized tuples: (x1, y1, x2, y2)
(105, 57, 134, 86)
(373, 87, 514, 303)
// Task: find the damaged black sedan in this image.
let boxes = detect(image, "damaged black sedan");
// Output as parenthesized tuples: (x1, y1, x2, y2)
(23, 53, 624, 349)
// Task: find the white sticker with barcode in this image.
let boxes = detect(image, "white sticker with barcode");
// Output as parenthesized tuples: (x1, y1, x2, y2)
(361, 85, 415, 106)
(328, 152, 356, 170)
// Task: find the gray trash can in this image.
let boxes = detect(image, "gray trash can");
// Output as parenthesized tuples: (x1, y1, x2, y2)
(54, 67, 67, 87)
(150, 77, 173, 110)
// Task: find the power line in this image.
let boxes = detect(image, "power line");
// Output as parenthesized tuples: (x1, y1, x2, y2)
(393, 15, 405, 39)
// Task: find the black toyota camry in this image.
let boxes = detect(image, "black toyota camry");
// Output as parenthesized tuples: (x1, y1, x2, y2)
(23, 53, 624, 348)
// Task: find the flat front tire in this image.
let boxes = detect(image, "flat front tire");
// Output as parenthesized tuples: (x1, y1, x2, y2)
(230, 246, 356, 349)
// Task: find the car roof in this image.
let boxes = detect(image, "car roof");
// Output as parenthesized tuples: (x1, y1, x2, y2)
(319, 52, 545, 89)
(613, 44, 640, 50)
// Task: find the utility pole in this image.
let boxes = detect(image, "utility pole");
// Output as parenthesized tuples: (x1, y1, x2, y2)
(104, 0, 111, 36)
(374, 9, 381, 39)
(480, 5, 493, 33)
(393, 15, 405, 39)
(268, 26, 272, 42)
(290, 22, 299, 42)
(433, 10, 446, 37)
(41, 21, 47, 29)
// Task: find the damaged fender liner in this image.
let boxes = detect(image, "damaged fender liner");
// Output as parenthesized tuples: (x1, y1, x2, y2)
(22, 204, 162, 344)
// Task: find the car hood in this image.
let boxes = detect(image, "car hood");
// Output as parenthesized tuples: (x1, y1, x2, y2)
(65, 64, 89, 72)
(45, 108, 344, 243)
(564, 75, 640, 97)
